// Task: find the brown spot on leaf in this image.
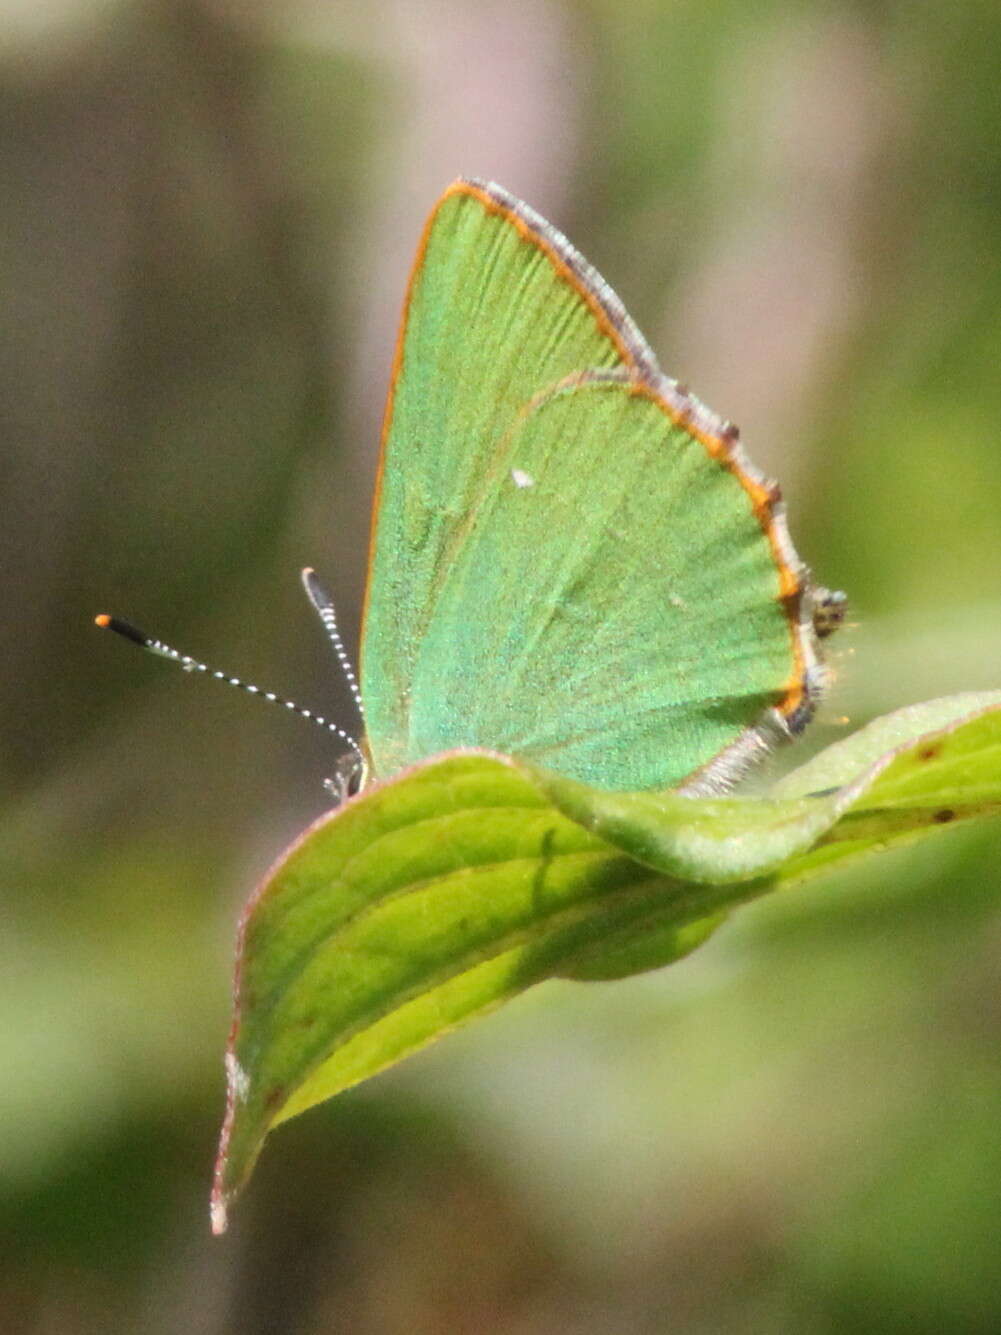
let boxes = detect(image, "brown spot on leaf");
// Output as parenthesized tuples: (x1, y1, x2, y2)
(934, 808, 956, 824)
(919, 744, 942, 762)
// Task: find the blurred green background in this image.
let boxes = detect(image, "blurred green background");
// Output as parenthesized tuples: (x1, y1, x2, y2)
(4, 1, 1001, 1331)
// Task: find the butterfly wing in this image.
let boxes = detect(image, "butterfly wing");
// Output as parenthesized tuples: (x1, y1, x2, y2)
(361, 179, 825, 791)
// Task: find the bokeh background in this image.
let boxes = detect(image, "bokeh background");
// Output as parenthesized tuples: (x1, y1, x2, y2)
(4, 2, 1001, 1331)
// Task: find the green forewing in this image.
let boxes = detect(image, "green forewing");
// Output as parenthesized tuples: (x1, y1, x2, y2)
(362, 182, 798, 790)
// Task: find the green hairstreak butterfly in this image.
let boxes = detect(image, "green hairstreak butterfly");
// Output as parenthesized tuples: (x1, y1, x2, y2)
(98, 178, 841, 797)
(358, 178, 839, 795)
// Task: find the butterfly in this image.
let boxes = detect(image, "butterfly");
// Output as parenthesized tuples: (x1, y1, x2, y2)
(99, 179, 843, 799)
(354, 178, 841, 795)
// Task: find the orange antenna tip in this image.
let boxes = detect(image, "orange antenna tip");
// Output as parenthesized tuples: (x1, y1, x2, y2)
(95, 614, 111, 628)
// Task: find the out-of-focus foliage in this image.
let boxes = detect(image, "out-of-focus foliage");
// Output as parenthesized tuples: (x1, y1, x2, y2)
(3, 1, 999, 1331)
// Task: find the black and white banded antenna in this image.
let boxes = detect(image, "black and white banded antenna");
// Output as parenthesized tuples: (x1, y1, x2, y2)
(300, 567, 365, 722)
(95, 593, 368, 802)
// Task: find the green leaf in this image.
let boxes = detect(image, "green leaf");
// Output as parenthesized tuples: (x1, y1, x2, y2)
(773, 691, 1001, 797)
(211, 695, 1001, 1230)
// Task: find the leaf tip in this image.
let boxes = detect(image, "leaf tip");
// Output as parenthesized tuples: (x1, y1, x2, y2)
(209, 1048, 249, 1232)
(210, 1193, 229, 1236)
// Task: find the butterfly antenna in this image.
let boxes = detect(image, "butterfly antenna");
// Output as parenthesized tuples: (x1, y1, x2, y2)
(300, 567, 366, 720)
(94, 612, 367, 774)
